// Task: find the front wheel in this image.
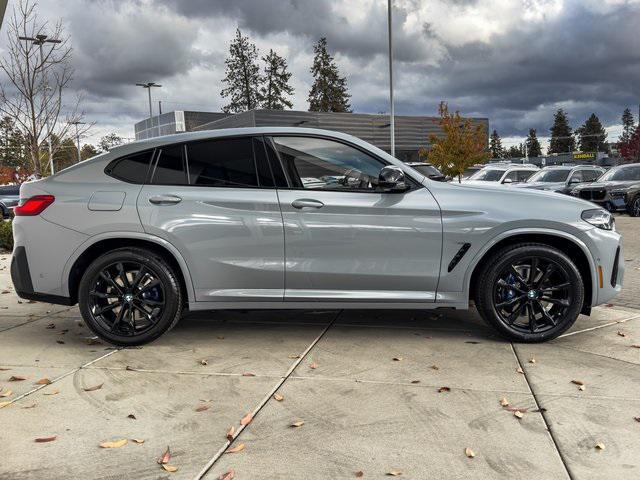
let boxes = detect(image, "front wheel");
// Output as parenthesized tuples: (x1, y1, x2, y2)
(475, 243, 584, 342)
(78, 248, 183, 346)
(628, 196, 640, 217)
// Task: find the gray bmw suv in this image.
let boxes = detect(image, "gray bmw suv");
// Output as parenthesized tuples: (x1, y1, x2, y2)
(10, 128, 624, 345)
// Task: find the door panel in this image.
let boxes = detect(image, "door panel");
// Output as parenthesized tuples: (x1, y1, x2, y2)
(278, 188, 442, 302)
(137, 186, 284, 302)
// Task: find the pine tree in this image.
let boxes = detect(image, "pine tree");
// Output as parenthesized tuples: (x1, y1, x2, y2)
(308, 38, 351, 113)
(260, 49, 294, 110)
(221, 29, 263, 113)
(526, 129, 542, 157)
(620, 108, 635, 144)
(548, 109, 575, 154)
(507, 144, 524, 158)
(576, 113, 607, 152)
(489, 130, 504, 158)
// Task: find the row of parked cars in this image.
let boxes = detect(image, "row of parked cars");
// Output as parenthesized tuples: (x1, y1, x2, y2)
(408, 161, 640, 216)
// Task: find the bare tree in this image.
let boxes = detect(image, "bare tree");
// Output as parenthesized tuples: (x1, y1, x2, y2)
(0, 0, 90, 176)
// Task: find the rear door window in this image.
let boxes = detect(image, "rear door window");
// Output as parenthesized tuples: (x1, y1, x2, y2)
(151, 145, 187, 185)
(186, 137, 259, 188)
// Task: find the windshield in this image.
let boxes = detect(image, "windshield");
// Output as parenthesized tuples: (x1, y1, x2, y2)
(411, 165, 442, 177)
(598, 166, 640, 182)
(468, 168, 506, 181)
(527, 169, 571, 183)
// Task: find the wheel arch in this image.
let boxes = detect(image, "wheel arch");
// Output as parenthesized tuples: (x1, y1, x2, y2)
(64, 233, 194, 305)
(467, 230, 595, 311)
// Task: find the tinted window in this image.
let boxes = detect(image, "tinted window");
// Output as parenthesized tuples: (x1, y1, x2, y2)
(186, 138, 258, 187)
(600, 166, 640, 181)
(152, 145, 187, 185)
(271, 136, 383, 191)
(582, 169, 601, 181)
(528, 169, 570, 182)
(412, 165, 441, 177)
(106, 150, 153, 183)
(569, 170, 584, 183)
(252, 137, 275, 188)
(517, 170, 535, 182)
(469, 169, 506, 181)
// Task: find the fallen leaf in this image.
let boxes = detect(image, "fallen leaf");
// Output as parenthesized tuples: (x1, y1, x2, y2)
(617, 331, 627, 337)
(35, 378, 52, 385)
(0, 390, 12, 398)
(85, 338, 102, 345)
(195, 404, 210, 412)
(386, 470, 403, 476)
(500, 397, 509, 407)
(631, 345, 640, 349)
(392, 357, 403, 362)
(273, 393, 284, 401)
(158, 446, 171, 464)
(431, 365, 439, 370)
(355, 471, 364, 478)
(218, 469, 235, 480)
(0, 367, 11, 371)
(288, 354, 301, 359)
(22, 403, 36, 409)
(100, 439, 128, 449)
(516, 367, 524, 374)
(162, 465, 178, 473)
(604, 303, 614, 308)
(513, 410, 524, 419)
(595, 443, 605, 450)
(290, 420, 305, 428)
(127, 414, 136, 420)
(131, 438, 145, 444)
(309, 362, 318, 369)
(242, 372, 256, 377)
(225, 443, 246, 454)
(0, 401, 11, 408)
(43, 389, 60, 396)
(83, 383, 104, 392)
(35, 436, 57, 443)
(438, 387, 451, 393)
(56, 340, 65, 345)
(634, 417, 640, 423)
(571, 380, 585, 386)
(411, 380, 420, 384)
(465, 447, 476, 458)
(125, 366, 137, 371)
(505, 407, 529, 413)
(200, 359, 208, 366)
(578, 385, 586, 391)
(528, 358, 536, 364)
(9, 375, 26, 381)
(240, 413, 253, 426)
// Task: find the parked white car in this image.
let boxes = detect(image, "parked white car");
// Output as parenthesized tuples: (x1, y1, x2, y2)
(462, 164, 539, 185)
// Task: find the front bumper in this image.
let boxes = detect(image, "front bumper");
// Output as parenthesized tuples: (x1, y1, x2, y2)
(571, 190, 626, 211)
(585, 227, 624, 306)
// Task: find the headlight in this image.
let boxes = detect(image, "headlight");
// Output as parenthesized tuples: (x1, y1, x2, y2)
(582, 209, 615, 231)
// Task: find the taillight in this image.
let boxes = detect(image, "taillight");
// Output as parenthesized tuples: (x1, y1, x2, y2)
(14, 195, 55, 216)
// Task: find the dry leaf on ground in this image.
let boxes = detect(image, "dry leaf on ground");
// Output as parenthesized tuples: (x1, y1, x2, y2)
(83, 383, 103, 392)
(617, 331, 627, 337)
(242, 372, 256, 377)
(35, 436, 57, 443)
(131, 438, 145, 444)
(438, 387, 451, 393)
(500, 397, 509, 407)
(528, 358, 536, 364)
(35, 378, 52, 385)
(431, 365, 439, 370)
(225, 443, 245, 454)
(9, 376, 26, 381)
(100, 439, 128, 449)
(633, 417, 640, 422)
(309, 362, 318, 369)
(273, 393, 284, 401)
(240, 413, 253, 426)
(595, 443, 605, 450)
(0, 401, 11, 408)
(571, 380, 585, 386)
(411, 380, 420, 384)
(355, 471, 364, 478)
(127, 414, 136, 419)
(386, 470, 403, 476)
(158, 446, 171, 464)
(631, 345, 640, 349)
(290, 420, 305, 428)
(288, 354, 301, 359)
(218, 469, 235, 480)
(196, 404, 210, 412)
(22, 403, 36, 409)
(465, 447, 475, 458)
(513, 410, 524, 419)
(226, 425, 235, 440)
(0, 390, 12, 397)
(392, 357, 403, 361)
(200, 359, 208, 366)
(162, 465, 178, 473)
(43, 389, 60, 396)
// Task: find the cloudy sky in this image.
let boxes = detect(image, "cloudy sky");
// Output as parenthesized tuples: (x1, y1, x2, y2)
(3, 0, 640, 149)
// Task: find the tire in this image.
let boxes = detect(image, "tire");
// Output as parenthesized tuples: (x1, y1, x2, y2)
(78, 248, 183, 346)
(475, 243, 584, 343)
(628, 196, 640, 217)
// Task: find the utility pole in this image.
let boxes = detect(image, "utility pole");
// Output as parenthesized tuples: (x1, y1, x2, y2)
(19, 34, 61, 175)
(387, 0, 395, 158)
(68, 121, 85, 163)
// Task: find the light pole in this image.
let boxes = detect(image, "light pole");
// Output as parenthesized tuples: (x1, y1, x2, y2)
(68, 121, 85, 163)
(387, 0, 395, 158)
(19, 34, 61, 175)
(136, 82, 162, 136)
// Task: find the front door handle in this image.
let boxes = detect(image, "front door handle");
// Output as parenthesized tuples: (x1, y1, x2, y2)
(291, 198, 324, 210)
(149, 195, 182, 206)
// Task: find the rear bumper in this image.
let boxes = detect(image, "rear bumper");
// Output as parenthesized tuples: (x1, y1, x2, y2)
(10, 246, 74, 306)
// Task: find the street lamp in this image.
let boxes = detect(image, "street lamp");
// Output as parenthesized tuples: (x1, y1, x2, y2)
(387, 0, 395, 158)
(19, 34, 61, 175)
(136, 82, 162, 118)
(68, 121, 85, 163)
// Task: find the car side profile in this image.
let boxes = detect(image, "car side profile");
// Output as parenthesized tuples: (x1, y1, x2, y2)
(515, 165, 605, 195)
(461, 164, 539, 185)
(10, 127, 624, 346)
(570, 163, 640, 211)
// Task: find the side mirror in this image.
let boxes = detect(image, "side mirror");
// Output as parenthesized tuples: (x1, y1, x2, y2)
(502, 178, 513, 184)
(378, 166, 407, 192)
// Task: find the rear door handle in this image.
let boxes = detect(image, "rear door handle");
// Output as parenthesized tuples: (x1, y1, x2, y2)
(291, 199, 324, 210)
(149, 195, 182, 206)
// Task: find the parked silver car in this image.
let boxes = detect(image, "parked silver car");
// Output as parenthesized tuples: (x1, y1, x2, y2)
(461, 164, 539, 185)
(515, 165, 605, 195)
(0, 184, 20, 218)
(10, 128, 624, 345)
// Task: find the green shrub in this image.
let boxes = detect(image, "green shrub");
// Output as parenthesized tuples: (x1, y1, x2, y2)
(0, 219, 13, 252)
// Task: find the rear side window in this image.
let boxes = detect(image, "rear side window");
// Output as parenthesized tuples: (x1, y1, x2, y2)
(186, 138, 258, 187)
(105, 150, 154, 184)
(583, 169, 601, 182)
(151, 145, 187, 185)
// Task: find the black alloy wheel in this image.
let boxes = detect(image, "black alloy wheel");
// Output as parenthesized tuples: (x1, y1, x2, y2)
(629, 196, 640, 217)
(79, 248, 182, 346)
(475, 243, 584, 342)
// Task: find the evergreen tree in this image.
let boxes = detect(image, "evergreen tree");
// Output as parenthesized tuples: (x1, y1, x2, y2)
(81, 144, 99, 161)
(260, 49, 294, 110)
(507, 144, 525, 158)
(308, 38, 351, 112)
(620, 108, 635, 144)
(548, 108, 575, 154)
(0, 116, 28, 169)
(525, 129, 542, 157)
(221, 29, 263, 113)
(489, 130, 504, 158)
(576, 113, 607, 152)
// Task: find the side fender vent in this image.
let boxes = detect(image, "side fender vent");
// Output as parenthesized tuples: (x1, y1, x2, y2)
(448, 243, 471, 273)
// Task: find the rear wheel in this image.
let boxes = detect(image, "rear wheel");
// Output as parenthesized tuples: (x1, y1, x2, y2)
(475, 243, 584, 342)
(78, 248, 183, 346)
(628, 196, 640, 217)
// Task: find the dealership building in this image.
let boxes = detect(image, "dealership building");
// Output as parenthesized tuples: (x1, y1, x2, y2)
(134, 109, 490, 162)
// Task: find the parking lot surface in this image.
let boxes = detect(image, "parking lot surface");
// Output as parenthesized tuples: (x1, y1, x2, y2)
(1, 218, 639, 479)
